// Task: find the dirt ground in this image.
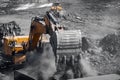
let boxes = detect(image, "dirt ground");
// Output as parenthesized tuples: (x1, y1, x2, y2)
(0, 0, 120, 80)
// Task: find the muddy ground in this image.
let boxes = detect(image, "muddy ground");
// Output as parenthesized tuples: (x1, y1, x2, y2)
(0, 0, 120, 80)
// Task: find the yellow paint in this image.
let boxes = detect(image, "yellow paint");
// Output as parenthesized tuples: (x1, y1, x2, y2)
(51, 6, 62, 11)
(28, 21, 46, 50)
(3, 36, 29, 55)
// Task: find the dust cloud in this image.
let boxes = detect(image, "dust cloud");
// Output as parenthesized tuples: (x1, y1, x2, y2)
(0, 72, 14, 80)
(38, 43, 56, 80)
(79, 55, 98, 77)
(18, 43, 56, 80)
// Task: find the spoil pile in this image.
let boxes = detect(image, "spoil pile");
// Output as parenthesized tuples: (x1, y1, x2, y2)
(99, 33, 120, 55)
(0, 21, 21, 47)
(84, 32, 120, 75)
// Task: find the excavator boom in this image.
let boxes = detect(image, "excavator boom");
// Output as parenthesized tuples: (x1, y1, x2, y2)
(27, 18, 46, 50)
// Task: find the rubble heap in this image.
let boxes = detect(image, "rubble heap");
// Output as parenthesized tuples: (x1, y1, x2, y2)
(99, 33, 120, 55)
(86, 32, 120, 74)
(0, 21, 21, 46)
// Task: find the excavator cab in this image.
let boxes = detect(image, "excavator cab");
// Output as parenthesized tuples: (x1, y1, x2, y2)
(51, 3, 62, 11)
(3, 35, 28, 64)
(50, 3, 63, 18)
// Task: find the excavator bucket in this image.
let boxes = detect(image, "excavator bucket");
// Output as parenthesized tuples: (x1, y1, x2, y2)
(55, 30, 82, 57)
(50, 30, 83, 78)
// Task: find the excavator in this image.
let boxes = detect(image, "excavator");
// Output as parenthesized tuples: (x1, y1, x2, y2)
(0, 3, 82, 79)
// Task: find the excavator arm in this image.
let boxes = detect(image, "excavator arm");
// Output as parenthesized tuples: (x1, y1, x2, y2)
(26, 11, 59, 51)
(23, 11, 59, 51)
(26, 17, 46, 51)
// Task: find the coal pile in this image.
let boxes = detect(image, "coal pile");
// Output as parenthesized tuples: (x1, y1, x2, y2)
(0, 21, 21, 37)
(84, 32, 120, 75)
(0, 21, 21, 47)
(99, 33, 120, 55)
